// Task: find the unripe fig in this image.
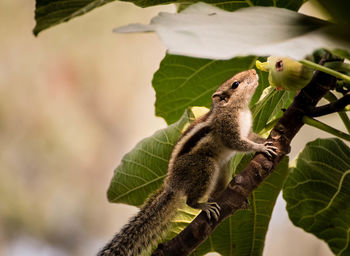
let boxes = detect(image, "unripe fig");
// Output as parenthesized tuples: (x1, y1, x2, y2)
(256, 56, 313, 90)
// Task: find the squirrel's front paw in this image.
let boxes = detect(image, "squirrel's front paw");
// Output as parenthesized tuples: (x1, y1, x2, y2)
(203, 202, 221, 221)
(259, 141, 278, 158)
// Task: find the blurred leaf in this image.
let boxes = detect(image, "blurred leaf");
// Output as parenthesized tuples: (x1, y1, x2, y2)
(107, 109, 193, 206)
(170, 155, 290, 256)
(152, 54, 269, 125)
(283, 138, 350, 256)
(252, 87, 295, 133)
(33, 0, 115, 35)
(115, 3, 350, 60)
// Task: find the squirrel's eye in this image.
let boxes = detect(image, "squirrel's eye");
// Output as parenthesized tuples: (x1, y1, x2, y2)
(231, 81, 240, 89)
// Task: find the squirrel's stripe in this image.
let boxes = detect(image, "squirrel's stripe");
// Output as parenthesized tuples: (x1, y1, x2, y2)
(178, 125, 212, 156)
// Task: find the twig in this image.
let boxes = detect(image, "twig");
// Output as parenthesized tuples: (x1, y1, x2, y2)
(308, 93, 350, 117)
(306, 91, 350, 133)
(306, 93, 350, 120)
(324, 92, 350, 133)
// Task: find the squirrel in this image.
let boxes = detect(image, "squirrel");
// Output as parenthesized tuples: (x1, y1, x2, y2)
(98, 69, 277, 256)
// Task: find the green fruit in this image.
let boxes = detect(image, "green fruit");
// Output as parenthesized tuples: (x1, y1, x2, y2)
(256, 57, 313, 90)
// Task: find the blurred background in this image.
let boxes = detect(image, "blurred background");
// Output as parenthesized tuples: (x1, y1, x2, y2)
(0, 1, 345, 255)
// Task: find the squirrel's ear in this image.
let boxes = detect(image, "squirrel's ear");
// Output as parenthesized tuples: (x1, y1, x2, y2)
(212, 91, 221, 98)
(212, 91, 222, 101)
(212, 91, 228, 105)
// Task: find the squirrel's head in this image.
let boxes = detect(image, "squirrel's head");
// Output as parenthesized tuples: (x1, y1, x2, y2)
(212, 69, 258, 108)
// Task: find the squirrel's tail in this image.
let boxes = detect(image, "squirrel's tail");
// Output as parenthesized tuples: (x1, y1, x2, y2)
(98, 187, 180, 256)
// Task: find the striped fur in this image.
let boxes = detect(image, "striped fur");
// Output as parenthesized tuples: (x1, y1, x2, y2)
(168, 112, 214, 172)
(98, 188, 181, 256)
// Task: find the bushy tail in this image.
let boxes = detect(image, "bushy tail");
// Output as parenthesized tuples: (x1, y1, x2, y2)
(98, 187, 180, 256)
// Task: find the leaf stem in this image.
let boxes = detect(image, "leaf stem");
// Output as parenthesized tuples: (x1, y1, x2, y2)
(324, 92, 350, 133)
(303, 116, 350, 142)
(300, 59, 350, 84)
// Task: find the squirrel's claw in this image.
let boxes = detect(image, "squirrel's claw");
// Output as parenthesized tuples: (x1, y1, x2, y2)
(203, 202, 221, 221)
(261, 142, 278, 158)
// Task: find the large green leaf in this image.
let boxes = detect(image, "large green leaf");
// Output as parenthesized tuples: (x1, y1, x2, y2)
(283, 138, 350, 256)
(170, 155, 290, 256)
(34, 0, 303, 35)
(107, 108, 193, 206)
(115, 3, 350, 60)
(152, 54, 269, 125)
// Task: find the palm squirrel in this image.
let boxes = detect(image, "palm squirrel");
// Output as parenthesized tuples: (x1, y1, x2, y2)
(98, 69, 277, 256)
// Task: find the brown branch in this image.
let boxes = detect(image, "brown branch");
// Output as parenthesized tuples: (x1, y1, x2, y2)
(151, 66, 336, 255)
(306, 93, 350, 117)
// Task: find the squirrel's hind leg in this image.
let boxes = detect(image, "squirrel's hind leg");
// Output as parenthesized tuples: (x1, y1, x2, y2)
(185, 158, 221, 221)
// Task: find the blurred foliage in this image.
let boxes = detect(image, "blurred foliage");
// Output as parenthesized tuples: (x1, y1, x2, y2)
(1, 0, 171, 254)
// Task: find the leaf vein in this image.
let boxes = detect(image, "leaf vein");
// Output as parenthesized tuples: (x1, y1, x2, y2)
(298, 170, 350, 226)
(111, 175, 166, 202)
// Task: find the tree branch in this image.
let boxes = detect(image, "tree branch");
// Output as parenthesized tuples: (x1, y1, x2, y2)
(306, 93, 350, 117)
(151, 65, 336, 256)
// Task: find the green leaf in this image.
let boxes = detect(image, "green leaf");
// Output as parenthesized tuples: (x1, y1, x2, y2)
(170, 155, 289, 256)
(252, 87, 294, 133)
(115, 3, 350, 60)
(107, 109, 193, 206)
(152, 54, 269, 125)
(34, 0, 115, 35)
(283, 138, 350, 256)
